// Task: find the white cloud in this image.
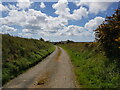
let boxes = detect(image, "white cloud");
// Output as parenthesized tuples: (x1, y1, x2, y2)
(60, 25, 85, 36)
(71, 7, 88, 20)
(0, 25, 17, 33)
(0, 8, 68, 36)
(0, 3, 8, 11)
(0, 1, 106, 42)
(76, 0, 112, 14)
(0, 9, 47, 26)
(22, 29, 29, 33)
(85, 17, 105, 31)
(16, 0, 32, 9)
(52, 0, 88, 20)
(0, 7, 105, 39)
(41, 25, 87, 37)
(45, 16, 68, 30)
(0, 10, 28, 26)
(40, 2, 46, 8)
(76, 0, 119, 2)
(52, 0, 70, 18)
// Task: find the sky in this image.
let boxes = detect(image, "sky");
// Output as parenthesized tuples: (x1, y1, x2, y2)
(0, 0, 119, 42)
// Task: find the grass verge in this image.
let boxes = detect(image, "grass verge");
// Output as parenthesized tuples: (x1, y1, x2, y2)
(59, 42, 120, 88)
(2, 34, 55, 85)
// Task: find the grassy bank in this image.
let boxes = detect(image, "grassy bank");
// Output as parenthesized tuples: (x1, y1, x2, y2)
(59, 42, 120, 88)
(2, 34, 55, 85)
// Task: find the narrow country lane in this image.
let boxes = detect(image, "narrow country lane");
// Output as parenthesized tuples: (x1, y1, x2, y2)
(3, 46, 78, 88)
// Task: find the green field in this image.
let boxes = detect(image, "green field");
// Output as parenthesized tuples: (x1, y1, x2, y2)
(2, 34, 55, 85)
(59, 42, 120, 88)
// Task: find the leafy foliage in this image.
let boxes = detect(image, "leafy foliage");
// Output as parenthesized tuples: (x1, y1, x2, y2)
(2, 34, 55, 85)
(95, 9, 120, 62)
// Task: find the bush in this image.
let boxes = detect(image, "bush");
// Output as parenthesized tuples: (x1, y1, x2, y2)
(95, 9, 120, 62)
